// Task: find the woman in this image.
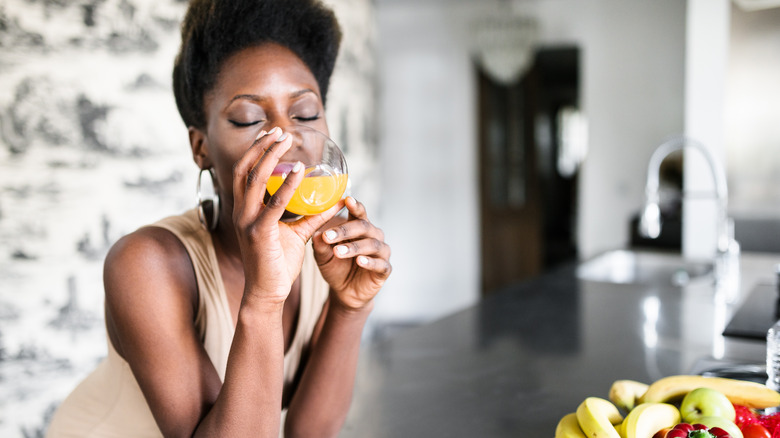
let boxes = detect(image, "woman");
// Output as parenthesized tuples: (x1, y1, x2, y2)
(46, 0, 391, 436)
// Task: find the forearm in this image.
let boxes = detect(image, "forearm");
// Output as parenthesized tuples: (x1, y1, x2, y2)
(284, 300, 373, 438)
(194, 299, 286, 438)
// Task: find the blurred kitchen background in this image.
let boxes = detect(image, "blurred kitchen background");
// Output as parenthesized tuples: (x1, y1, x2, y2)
(1, 0, 779, 435)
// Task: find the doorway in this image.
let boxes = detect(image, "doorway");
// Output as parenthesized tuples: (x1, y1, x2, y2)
(478, 47, 581, 294)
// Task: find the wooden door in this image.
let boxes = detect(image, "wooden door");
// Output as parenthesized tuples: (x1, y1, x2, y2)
(478, 67, 542, 294)
(478, 47, 580, 295)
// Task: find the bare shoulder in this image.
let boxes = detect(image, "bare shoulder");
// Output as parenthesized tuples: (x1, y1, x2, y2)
(104, 226, 195, 288)
(104, 225, 198, 356)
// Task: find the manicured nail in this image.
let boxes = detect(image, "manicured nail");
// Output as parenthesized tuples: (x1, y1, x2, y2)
(358, 256, 368, 266)
(292, 161, 302, 173)
(325, 230, 337, 241)
(277, 132, 288, 142)
(336, 245, 348, 256)
(255, 130, 267, 140)
(268, 127, 280, 135)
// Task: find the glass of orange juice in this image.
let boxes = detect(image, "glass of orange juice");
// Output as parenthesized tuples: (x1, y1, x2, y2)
(265, 125, 348, 217)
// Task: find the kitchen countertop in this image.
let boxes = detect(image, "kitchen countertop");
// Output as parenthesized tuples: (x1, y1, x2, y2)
(340, 251, 780, 437)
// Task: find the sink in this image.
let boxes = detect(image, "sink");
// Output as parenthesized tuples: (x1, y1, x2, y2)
(576, 249, 714, 287)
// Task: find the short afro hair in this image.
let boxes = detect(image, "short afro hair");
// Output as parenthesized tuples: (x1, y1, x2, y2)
(172, 0, 342, 129)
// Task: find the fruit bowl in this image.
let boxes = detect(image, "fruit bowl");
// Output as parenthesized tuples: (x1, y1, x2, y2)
(555, 375, 780, 438)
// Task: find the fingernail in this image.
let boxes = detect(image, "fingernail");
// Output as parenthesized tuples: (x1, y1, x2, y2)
(268, 127, 280, 135)
(277, 132, 288, 142)
(358, 256, 368, 266)
(336, 245, 348, 256)
(325, 230, 337, 241)
(255, 130, 267, 140)
(292, 161, 302, 173)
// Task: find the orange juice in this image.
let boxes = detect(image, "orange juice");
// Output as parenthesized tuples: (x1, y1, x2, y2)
(267, 172, 349, 216)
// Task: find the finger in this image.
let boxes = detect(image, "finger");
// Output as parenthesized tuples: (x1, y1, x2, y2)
(259, 159, 304, 223)
(332, 237, 391, 261)
(322, 217, 384, 245)
(355, 255, 392, 278)
(245, 132, 295, 217)
(232, 128, 280, 216)
(300, 199, 347, 243)
(344, 196, 367, 221)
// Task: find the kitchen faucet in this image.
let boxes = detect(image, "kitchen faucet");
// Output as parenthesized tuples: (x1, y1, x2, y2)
(638, 136, 739, 288)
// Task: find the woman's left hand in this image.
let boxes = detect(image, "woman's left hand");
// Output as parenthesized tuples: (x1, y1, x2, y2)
(313, 196, 392, 310)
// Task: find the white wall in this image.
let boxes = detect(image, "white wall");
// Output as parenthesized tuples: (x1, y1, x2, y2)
(684, 0, 730, 259)
(372, 1, 480, 325)
(372, 0, 686, 325)
(573, 1, 687, 258)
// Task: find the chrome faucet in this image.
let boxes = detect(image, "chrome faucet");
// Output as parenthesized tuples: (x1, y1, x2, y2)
(638, 136, 739, 288)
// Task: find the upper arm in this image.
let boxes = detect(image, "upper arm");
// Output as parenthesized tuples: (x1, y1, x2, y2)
(104, 227, 222, 437)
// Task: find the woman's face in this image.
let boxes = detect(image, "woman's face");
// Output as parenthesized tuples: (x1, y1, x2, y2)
(192, 42, 329, 215)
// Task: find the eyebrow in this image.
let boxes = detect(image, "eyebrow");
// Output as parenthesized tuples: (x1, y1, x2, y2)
(228, 89, 319, 105)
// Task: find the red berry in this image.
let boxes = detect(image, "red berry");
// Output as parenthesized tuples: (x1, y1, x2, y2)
(759, 412, 780, 434)
(735, 404, 761, 427)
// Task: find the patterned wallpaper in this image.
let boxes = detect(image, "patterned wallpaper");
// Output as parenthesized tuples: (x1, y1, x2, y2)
(0, 0, 377, 436)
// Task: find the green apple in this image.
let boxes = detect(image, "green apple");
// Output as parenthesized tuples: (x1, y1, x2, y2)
(679, 387, 736, 423)
(697, 416, 744, 438)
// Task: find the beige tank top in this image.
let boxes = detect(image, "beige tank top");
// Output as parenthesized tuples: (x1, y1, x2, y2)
(46, 209, 330, 437)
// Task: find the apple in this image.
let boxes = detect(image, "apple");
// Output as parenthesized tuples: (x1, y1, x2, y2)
(697, 416, 743, 438)
(680, 388, 737, 424)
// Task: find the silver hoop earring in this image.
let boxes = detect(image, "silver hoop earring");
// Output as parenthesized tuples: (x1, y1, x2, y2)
(197, 168, 220, 231)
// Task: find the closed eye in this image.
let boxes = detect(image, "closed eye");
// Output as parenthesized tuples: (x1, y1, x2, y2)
(229, 120, 261, 127)
(294, 114, 320, 122)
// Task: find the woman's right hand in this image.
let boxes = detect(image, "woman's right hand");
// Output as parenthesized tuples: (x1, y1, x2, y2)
(231, 127, 342, 306)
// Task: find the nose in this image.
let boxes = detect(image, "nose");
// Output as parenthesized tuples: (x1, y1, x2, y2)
(275, 125, 312, 165)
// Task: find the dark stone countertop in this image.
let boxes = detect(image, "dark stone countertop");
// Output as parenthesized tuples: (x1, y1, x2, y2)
(341, 252, 780, 437)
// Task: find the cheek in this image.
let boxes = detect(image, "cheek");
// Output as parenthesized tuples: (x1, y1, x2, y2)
(311, 119, 330, 138)
(206, 137, 250, 195)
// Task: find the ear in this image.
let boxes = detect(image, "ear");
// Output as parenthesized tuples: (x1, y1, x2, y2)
(189, 126, 212, 169)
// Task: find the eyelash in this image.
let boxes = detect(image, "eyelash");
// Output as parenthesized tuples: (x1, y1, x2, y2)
(229, 120, 260, 127)
(228, 114, 320, 127)
(295, 114, 320, 122)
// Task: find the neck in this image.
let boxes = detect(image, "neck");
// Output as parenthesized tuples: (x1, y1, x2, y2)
(211, 206, 243, 269)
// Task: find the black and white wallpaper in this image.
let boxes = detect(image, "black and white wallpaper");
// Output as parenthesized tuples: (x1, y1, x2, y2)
(0, 0, 377, 436)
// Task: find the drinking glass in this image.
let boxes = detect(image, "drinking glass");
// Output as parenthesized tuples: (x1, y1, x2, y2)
(265, 125, 348, 217)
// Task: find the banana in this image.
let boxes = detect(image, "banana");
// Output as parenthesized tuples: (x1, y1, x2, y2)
(609, 380, 650, 412)
(639, 375, 780, 409)
(555, 413, 587, 438)
(620, 402, 681, 438)
(576, 397, 623, 438)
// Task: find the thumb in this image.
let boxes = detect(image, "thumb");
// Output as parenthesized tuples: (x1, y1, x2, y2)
(311, 229, 337, 265)
(291, 200, 345, 243)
